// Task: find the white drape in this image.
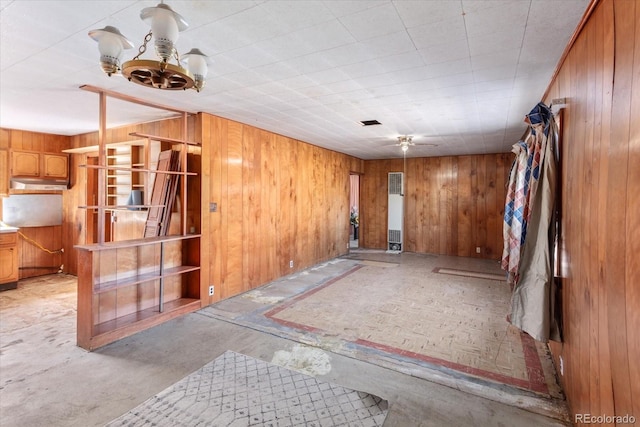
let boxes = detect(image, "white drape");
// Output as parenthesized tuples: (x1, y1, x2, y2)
(350, 175, 359, 215)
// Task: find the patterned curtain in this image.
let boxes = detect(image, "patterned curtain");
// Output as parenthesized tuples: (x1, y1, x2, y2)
(501, 102, 560, 342)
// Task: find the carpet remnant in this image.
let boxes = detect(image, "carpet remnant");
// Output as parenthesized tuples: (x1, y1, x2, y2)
(106, 350, 388, 427)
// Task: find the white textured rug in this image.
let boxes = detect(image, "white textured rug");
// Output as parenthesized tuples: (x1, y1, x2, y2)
(106, 350, 388, 427)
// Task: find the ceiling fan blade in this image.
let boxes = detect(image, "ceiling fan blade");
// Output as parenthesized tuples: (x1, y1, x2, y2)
(411, 143, 438, 147)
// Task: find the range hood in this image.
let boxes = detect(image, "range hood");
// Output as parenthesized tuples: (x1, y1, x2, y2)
(11, 178, 69, 190)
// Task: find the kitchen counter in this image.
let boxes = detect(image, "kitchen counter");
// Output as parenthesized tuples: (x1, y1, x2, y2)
(0, 220, 19, 233)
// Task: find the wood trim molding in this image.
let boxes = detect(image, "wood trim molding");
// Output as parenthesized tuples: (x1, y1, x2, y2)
(542, 0, 601, 101)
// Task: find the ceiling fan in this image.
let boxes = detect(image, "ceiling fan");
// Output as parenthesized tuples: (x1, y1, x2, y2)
(393, 135, 437, 153)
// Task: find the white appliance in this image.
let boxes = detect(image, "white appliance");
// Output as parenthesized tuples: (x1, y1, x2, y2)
(387, 172, 404, 252)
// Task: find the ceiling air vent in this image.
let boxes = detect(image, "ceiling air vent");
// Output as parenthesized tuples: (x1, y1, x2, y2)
(359, 120, 381, 126)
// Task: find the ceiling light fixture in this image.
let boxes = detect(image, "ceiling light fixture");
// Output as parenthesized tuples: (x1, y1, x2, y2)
(89, 1, 208, 92)
(397, 135, 413, 151)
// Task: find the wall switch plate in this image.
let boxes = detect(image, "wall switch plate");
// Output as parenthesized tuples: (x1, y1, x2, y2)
(289, 260, 294, 268)
(209, 202, 217, 212)
(476, 246, 481, 253)
(208, 285, 214, 296)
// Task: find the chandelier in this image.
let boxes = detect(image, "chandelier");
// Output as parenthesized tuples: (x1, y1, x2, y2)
(89, 2, 208, 92)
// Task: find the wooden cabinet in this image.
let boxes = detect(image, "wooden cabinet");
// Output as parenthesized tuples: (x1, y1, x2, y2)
(75, 235, 200, 350)
(11, 150, 39, 177)
(11, 150, 68, 179)
(0, 232, 19, 291)
(42, 153, 68, 179)
(0, 149, 8, 195)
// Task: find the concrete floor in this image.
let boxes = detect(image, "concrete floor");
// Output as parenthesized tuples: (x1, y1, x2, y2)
(0, 259, 568, 427)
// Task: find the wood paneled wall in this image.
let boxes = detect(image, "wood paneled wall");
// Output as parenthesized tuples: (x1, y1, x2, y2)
(198, 113, 364, 304)
(0, 128, 70, 279)
(544, 0, 639, 423)
(64, 117, 196, 276)
(361, 154, 511, 260)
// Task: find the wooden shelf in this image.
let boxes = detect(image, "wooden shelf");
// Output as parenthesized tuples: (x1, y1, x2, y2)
(78, 204, 158, 210)
(88, 298, 201, 350)
(129, 132, 201, 147)
(94, 265, 200, 294)
(80, 163, 197, 176)
(62, 139, 147, 154)
(76, 233, 200, 251)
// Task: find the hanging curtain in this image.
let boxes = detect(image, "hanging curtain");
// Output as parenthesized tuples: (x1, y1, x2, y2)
(501, 102, 560, 342)
(350, 175, 359, 217)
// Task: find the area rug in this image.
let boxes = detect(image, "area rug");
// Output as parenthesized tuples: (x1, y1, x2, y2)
(106, 350, 388, 427)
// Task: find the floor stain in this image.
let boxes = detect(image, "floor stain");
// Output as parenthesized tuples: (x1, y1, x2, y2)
(271, 343, 332, 376)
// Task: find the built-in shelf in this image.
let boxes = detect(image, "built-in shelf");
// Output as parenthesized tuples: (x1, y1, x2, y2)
(76, 233, 201, 350)
(94, 264, 200, 294)
(76, 233, 200, 251)
(90, 298, 201, 350)
(62, 139, 147, 154)
(73, 124, 201, 351)
(80, 164, 197, 175)
(78, 204, 170, 210)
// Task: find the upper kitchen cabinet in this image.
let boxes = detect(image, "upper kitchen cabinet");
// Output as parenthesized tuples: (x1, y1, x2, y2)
(42, 153, 68, 179)
(11, 150, 69, 180)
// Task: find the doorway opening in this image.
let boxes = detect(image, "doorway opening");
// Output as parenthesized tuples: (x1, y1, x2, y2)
(349, 174, 360, 249)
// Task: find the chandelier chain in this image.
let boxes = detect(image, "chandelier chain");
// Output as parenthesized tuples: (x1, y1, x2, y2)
(132, 31, 153, 61)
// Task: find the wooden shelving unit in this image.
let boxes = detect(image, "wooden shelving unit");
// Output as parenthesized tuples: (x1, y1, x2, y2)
(73, 85, 200, 351)
(106, 145, 132, 206)
(74, 136, 200, 350)
(76, 234, 200, 350)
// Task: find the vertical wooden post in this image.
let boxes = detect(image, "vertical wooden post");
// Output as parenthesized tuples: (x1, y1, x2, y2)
(97, 92, 107, 244)
(144, 137, 150, 206)
(76, 249, 93, 349)
(181, 112, 188, 235)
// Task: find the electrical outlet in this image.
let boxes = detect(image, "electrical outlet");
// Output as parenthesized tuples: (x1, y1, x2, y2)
(208, 285, 214, 296)
(476, 246, 481, 254)
(289, 260, 294, 268)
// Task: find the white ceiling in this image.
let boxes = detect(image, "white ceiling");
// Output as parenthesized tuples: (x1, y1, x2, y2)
(0, 0, 589, 159)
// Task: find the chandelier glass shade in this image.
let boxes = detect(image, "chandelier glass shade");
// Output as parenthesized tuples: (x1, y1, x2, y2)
(89, 2, 208, 92)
